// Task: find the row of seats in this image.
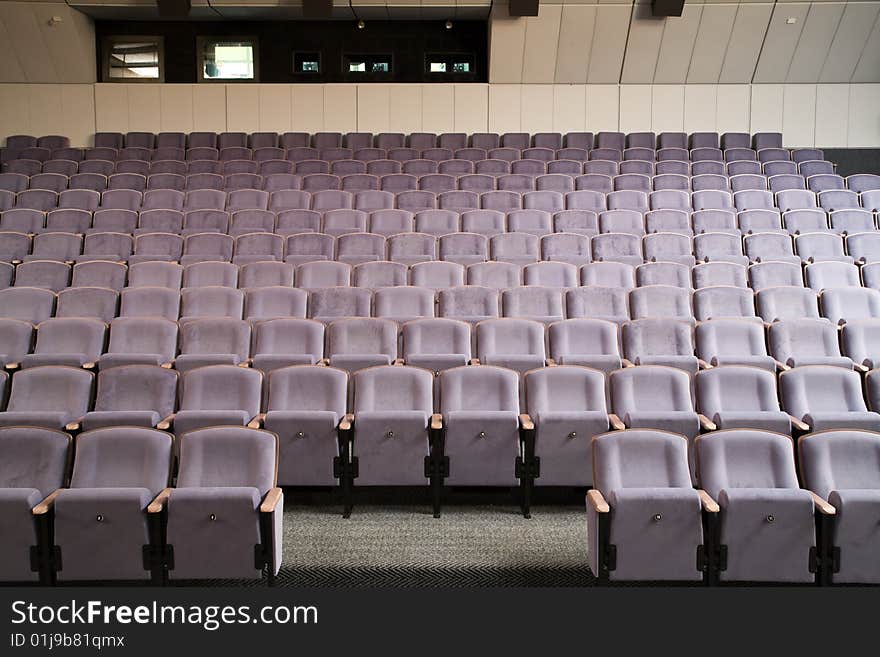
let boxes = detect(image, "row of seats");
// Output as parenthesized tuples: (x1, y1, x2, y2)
(2, 310, 879, 375)
(3, 401, 879, 584)
(6, 225, 880, 267)
(2, 156, 852, 183)
(589, 427, 879, 584)
(0, 424, 281, 584)
(5, 186, 879, 215)
(3, 130, 793, 153)
(2, 170, 865, 196)
(1, 361, 878, 522)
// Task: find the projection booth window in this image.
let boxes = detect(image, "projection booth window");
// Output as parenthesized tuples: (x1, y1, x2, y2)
(104, 37, 164, 82)
(198, 37, 259, 82)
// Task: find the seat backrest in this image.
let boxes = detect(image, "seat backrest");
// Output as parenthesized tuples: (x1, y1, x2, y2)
(526, 365, 606, 414)
(696, 429, 798, 499)
(180, 365, 262, 415)
(327, 317, 397, 358)
(254, 318, 324, 358)
(476, 318, 545, 358)
(695, 365, 780, 415)
(7, 365, 93, 414)
(107, 317, 178, 360)
(440, 365, 519, 413)
(0, 426, 70, 494)
(33, 317, 106, 360)
(402, 318, 470, 357)
(180, 318, 250, 359)
(769, 318, 841, 361)
(611, 366, 693, 414)
(70, 427, 172, 494)
(780, 366, 868, 416)
(177, 427, 276, 495)
(354, 365, 433, 414)
(308, 287, 371, 319)
(622, 318, 694, 358)
(695, 318, 768, 360)
(800, 430, 880, 499)
(593, 429, 692, 493)
(549, 318, 620, 358)
(266, 365, 347, 415)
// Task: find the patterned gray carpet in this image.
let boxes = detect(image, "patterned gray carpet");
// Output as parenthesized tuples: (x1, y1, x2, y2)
(270, 504, 593, 587)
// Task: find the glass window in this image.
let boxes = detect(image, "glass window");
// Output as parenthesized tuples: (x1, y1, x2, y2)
(344, 54, 392, 75)
(425, 53, 475, 77)
(349, 61, 366, 73)
(294, 52, 321, 74)
(453, 62, 471, 73)
(198, 37, 258, 82)
(429, 62, 447, 73)
(104, 37, 163, 82)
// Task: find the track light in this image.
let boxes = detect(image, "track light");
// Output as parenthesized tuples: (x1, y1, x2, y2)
(357, 19, 365, 29)
(445, 20, 453, 29)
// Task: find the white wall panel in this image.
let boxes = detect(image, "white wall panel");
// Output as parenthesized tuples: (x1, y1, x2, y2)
(488, 84, 522, 133)
(26, 84, 62, 138)
(618, 85, 651, 134)
(620, 6, 665, 84)
(258, 85, 292, 133)
(488, 13, 526, 83)
(848, 84, 880, 146)
(651, 85, 685, 133)
(521, 7, 563, 84)
(322, 85, 357, 133)
(291, 85, 324, 133)
(127, 85, 161, 133)
(719, 4, 774, 83)
(749, 84, 784, 133)
(93, 84, 128, 134)
(59, 84, 95, 147)
(160, 86, 194, 134)
(683, 85, 718, 133)
(192, 85, 226, 133)
(716, 84, 751, 133)
(815, 84, 849, 147)
(520, 85, 554, 134)
(226, 85, 260, 133)
(586, 85, 620, 132)
(687, 4, 738, 84)
(552, 85, 587, 133)
(653, 5, 703, 84)
(454, 84, 488, 134)
(555, 6, 597, 84)
(421, 84, 454, 133)
(389, 85, 423, 135)
(357, 84, 390, 134)
(588, 6, 632, 84)
(782, 84, 816, 147)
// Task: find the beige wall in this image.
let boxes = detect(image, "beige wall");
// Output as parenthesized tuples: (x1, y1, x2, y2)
(0, 2, 95, 84)
(489, 2, 880, 85)
(2, 82, 879, 148)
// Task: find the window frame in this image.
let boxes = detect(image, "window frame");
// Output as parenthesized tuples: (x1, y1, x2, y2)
(342, 53, 394, 78)
(424, 52, 477, 78)
(102, 35, 165, 83)
(196, 36, 260, 83)
(293, 51, 322, 75)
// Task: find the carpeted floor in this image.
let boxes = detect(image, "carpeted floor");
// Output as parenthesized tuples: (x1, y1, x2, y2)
(269, 503, 593, 587)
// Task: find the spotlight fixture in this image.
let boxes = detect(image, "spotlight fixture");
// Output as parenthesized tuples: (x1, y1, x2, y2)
(445, 20, 453, 29)
(357, 19, 365, 29)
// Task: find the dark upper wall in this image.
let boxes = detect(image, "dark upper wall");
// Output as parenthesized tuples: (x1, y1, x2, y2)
(95, 19, 487, 84)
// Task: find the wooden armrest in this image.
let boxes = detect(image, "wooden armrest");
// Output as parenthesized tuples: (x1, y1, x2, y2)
(789, 415, 810, 432)
(320, 358, 330, 366)
(236, 360, 252, 368)
(621, 359, 634, 368)
(809, 491, 836, 516)
(854, 363, 869, 373)
(775, 360, 791, 372)
(247, 413, 266, 430)
(698, 414, 717, 431)
(698, 359, 713, 370)
(545, 358, 557, 367)
(260, 487, 284, 514)
(587, 489, 610, 514)
(392, 358, 405, 366)
(156, 413, 175, 432)
(64, 420, 81, 432)
(160, 361, 174, 369)
(608, 413, 626, 431)
(82, 362, 97, 370)
(697, 489, 720, 513)
(518, 413, 534, 431)
(32, 489, 62, 516)
(147, 488, 173, 514)
(4, 363, 20, 371)
(339, 413, 354, 431)
(468, 358, 480, 366)
(430, 413, 443, 431)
